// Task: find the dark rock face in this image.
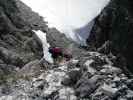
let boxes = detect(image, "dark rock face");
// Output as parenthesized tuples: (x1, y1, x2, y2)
(0, 0, 45, 70)
(87, 0, 133, 73)
(46, 28, 72, 48)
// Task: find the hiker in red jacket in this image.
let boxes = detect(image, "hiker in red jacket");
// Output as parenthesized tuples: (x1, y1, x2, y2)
(49, 47, 72, 64)
(49, 47, 63, 59)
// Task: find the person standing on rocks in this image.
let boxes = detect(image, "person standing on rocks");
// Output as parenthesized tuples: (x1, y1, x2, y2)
(49, 47, 72, 64)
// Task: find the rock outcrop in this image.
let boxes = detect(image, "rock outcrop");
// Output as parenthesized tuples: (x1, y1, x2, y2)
(87, 0, 133, 73)
(0, 0, 45, 71)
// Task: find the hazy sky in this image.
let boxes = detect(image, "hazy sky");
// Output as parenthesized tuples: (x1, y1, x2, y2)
(22, 0, 110, 44)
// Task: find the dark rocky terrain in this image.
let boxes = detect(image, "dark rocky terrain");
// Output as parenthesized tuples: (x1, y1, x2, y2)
(87, 0, 133, 74)
(0, 0, 133, 100)
(0, 0, 45, 68)
(1, 51, 133, 100)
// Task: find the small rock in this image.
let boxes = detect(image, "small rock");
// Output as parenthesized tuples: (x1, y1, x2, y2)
(84, 60, 94, 67)
(100, 66, 122, 74)
(32, 79, 45, 89)
(59, 87, 77, 100)
(100, 83, 118, 97)
(126, 90, 133, 98)
(71, 59, 79, 64)
(62, 70, 82, 86)
(0, 59, 4, 64)
(113, 76, 121, 82)
(84, 60, 96, 74)
(75, 75, 101, 98)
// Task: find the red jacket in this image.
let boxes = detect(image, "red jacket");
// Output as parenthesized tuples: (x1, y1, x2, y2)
(49, 47, 62, 54)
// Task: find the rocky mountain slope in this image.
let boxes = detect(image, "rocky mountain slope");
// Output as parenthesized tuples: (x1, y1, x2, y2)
(87, 0, 133, 74)
(0, 0, 46, 67)
(0, 0, 133, 100)
(1, 52, 133, 100)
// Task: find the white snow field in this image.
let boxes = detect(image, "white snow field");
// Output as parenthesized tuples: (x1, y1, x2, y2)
(22, 0, 110, 45)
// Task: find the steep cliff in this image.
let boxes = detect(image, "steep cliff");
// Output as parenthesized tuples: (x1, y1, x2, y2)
(0, 0, 45, 75)
(87, 0, 133, 73)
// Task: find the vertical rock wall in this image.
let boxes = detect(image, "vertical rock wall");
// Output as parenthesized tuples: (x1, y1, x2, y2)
(87, 0, 133, 73)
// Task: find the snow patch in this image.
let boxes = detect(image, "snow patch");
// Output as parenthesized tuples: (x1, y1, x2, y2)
(33, 30, 54, 63)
